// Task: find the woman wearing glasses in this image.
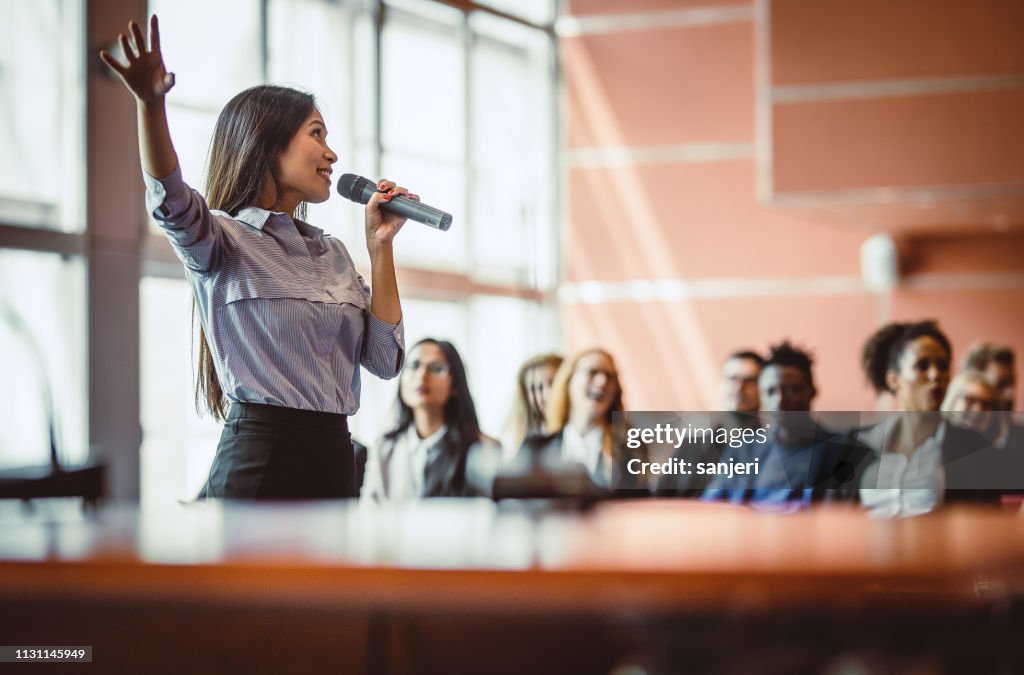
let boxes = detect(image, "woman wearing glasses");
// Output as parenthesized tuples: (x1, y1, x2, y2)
(362, 339, 499, 500)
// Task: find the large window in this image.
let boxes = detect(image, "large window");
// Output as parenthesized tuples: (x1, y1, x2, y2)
(2, 0, 557, 501)
(381, 2, 468, 272)
(469, 12, 555, 287)
(0, 1, 87, 473)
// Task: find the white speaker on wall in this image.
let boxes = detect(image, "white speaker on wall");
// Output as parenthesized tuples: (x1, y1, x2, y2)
(860, 234, 899, 292)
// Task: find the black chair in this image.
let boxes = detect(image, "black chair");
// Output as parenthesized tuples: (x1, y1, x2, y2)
(0, 462, 105, 507)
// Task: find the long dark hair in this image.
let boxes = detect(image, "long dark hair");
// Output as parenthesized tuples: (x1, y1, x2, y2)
(384, 339, 482, 496)
(193, 85, 316, 420)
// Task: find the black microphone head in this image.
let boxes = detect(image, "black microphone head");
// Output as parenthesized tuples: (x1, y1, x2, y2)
(337, 173, 373, 204)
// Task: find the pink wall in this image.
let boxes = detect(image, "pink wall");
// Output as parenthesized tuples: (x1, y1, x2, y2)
(561, 0, 1024, 411)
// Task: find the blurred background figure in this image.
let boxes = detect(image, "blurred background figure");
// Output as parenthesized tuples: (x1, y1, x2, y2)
(657, 350, 764, 496)
(719, 351, 764, 414)
(964, 343, 1017, 411)
(510, 348, 645, 492)
(703, 341, 866, 504)
(362, 339, 499, 501)
(501, 353, 563, 461)
(856, 321, 1002, 515)
(941, 371, 998, 435)
(857, 321, 951, 516)
(963, 343, 1023, 451)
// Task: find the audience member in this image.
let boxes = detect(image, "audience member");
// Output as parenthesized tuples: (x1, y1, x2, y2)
(510, 348, 646, 492)
(941, 372, 998, 435)
(702, 342, 867, 504)
(501, 353, 563, 460)
(362, 338, 499, 501)
(656, 350, 764, 496)
(855, 321, 1000, 515)
(720, 350, 764, 414)
(963, 342, 1023, 451)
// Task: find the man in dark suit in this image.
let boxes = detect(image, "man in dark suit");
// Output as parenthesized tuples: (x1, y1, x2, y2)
(703, 342, 868, 504)
(655, 350, 764, 496)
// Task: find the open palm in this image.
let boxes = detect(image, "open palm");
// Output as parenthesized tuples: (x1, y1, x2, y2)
(99, 16, 175, 104)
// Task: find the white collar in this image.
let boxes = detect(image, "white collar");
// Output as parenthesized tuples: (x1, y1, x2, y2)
(860, 416, 946, 455)
(406, 423, 448, 450)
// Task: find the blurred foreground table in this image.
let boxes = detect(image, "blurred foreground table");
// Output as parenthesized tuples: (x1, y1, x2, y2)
(1, 499, 1022, 674)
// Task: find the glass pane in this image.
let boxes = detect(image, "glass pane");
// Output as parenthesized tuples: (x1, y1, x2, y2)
(149, 0, 262, 231)
(473, 0, 555, 25)
(382, 151, 466, 270)
(149, 0, 263, 110)
(381, 10, 465, 162)
(139, 277, 222, 506)
(269, 0, 357, 240)
(0, 250, 86, 469)
(470, 13, 555, 285)
(467, 296, 557, 437)
(163, 105, 217, 195)
(0, 0, 83, 231)
(351, 11, 377, 148)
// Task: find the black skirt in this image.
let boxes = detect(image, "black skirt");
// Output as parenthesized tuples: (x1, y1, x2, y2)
(200, 402, 355, 500)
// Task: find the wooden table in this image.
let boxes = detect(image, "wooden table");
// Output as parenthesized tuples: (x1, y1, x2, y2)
(1, 499, 1022, 673)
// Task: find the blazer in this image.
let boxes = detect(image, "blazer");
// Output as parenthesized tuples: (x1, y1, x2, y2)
(512, 427, 650, 495)
(363, 427, 499, 500)
(843, 418, 1012, 504)
(702, 426, 871, 502)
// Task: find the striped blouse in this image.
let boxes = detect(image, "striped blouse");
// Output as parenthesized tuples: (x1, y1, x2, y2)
(145, 165, 405, 415)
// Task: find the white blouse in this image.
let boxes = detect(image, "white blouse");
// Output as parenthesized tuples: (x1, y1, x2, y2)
(361, 424, 448, 502)
(859, 420, 946, 518)
(561, 424, 609, 485)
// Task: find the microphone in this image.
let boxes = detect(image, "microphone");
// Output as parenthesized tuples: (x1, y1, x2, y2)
(337, 174, 452, 231)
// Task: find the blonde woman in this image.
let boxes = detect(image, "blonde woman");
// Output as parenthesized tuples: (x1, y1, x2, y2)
(513, 349, 646, 492)
(501, 353, 562, 458)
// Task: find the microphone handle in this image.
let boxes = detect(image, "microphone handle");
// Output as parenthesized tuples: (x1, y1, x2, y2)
(379, 194, 452, 231)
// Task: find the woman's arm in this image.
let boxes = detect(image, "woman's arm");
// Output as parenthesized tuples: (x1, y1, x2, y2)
(100, 16, 178, 179)
(364, 179, 416, 324)
(368, 241, 401, 325)
(358, 180, 416, 377)
(101, 16, 224, 272)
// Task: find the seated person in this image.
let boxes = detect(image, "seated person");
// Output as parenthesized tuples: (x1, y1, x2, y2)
(702, 341, 868, 505)
(855, 321, 1004, 516)
(656, 349, 764, 496)
(963, 342, 1024, 452)
(501, 353, 563, 461)
(941, 371, 998, 435)
(509, 348, 647, 494)
(361, 338, 499, 501)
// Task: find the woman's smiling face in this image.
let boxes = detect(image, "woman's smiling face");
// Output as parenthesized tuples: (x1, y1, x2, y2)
(273, 108, 337, 211)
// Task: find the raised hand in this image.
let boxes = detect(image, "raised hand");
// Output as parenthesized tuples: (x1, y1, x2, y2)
(99, 15, 175, 105)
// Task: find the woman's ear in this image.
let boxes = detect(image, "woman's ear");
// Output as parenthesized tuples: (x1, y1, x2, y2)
(884, 369, 900, 395)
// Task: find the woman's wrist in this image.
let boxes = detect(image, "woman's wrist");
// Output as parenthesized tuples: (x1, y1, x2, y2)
(137, 96, 167, 114)
(366, 239, 394, 258)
